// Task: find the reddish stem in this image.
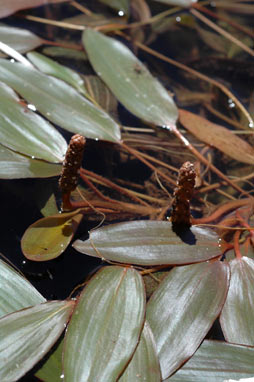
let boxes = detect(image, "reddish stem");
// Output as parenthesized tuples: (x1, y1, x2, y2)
(192, 198, 252, 225)
(193, 3, 254, 38)
(234, 230, 242, 259)
(81, 168, 150, 206)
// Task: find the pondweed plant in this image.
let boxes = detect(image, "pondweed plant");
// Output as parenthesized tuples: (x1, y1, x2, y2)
(0, 0, 254, 381)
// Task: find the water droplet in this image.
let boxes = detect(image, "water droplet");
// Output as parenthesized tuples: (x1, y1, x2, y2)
(10, 59, 15, 63)
(176, 16, 181, 22)
(22, 260, 26, 265)
(118, 10, 125, 16)
(31, 156, 35, 159)
(27, 104, 36, 111)
(60, 374, 64, 379)
(249, 122, 254, 128)
(46, 112, 51, 117)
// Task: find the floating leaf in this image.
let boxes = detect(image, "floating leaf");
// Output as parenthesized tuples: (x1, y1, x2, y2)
(82, 28, 178, 127)
(0, 59, 121, 143)
(0, 0, 70, 19)
(165, 340, 254, 381)
(196, 26, 228, 55)
(220, 257, 254, 346)
(63, 266, 145, 382)
(64, 12, 124, 28)
(36, 339, 64, 382)
(153, 0, 197, 6)
(21, 209, 84, 261)
(146, 261, 230, 379)
(119, 321, 161, 382)
(27, 51, 88, 96)
(42, 46, 88, 60)
(0, 300, 74, 382)
(73, 220, 221, 265)
(0, 26, 42, 55)
(0, 144, 61, 179)
(0, 259, 45, 318)
(83, 75, 118, 117)
(0, 81, 67, 163)
(98, 0, 129, 15)
(179, 109, 254, 164)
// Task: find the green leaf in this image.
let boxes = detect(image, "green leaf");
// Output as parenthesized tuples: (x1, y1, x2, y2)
(98, 0, 129, 15)
(165, 340, 254, 381)
(0, 0, 71, 19)
(21, 209, 84, 261)
(36, 338, 64, 382)
(0, 259, 45, 318)
(83, 75, 118, 117)
(153, 0, 197, 7)
(40, 192, 59, 217)
(73, 220, 221, 265)
(42, 46, 88, 60)
(0, 26, 42, 55)
(0, 144, 61, 179)
(119, 321, 161, 382)
(0, 59, 121, 143)
(0, 81, 67, 163)
(146, 261, 230, 379)
(179, 109, 254, 164)
(27, 51, 88, 96)
(220, 257, 254, 346)
(82, 29, 178, 127)
(63, 266, 146, 382)
(0, 300, 74, 382)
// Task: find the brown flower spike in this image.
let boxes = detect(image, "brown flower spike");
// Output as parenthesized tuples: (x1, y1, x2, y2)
(171, 161, 196, 230)
(59, 134, 86, 209)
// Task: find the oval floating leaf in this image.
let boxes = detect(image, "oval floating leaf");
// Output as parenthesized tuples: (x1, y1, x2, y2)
(98, 0, 129, 15)
(0, 26, 42, 55)
(165, 340, 254, 382)
(179, 109, 254, 164)
(63, 266, 146, 382)
(0, 259, 45, 318)
(21, 209, 84, 261)
(153, 0, 197, 7)
(0, 59, 121, 143)
(119, 321, 161, 382)
(83, 75, 118, 117)
(27, 51, 88, 96)
(220, 256, 254, 346)
(146, 261, 230, 379)
(73, 220, 221, 265)
(0, 300, 74, 382)
(36, 339, 64, 382)
(83, 28, 178, 127)
(0, 81, 67, 163)
(42, 46, 88, 60)
(0, 144, 61, 179)
(0, 0, 70, 19)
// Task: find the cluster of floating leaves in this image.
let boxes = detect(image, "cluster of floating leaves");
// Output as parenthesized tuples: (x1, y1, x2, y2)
(0, 0, 254, 381)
